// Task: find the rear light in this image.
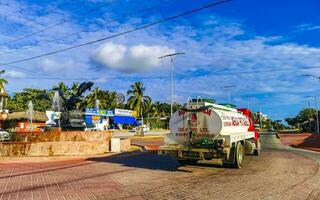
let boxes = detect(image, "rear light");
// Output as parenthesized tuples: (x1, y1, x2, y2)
(254, 130, 259, 141)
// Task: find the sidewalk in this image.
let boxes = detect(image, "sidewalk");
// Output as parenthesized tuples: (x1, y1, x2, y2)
(278, 133, 320, 152)
(112, 130, 169, 138)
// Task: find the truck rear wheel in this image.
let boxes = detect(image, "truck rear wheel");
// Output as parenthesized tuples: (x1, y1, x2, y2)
(233, 142, 244, 168)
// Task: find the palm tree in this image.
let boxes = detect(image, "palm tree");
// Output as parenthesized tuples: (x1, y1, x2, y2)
(85, 88, 118, 110)
(127, 82, 151, 120)
(70, 82, 79, 96)
(151, 101, 166, 117)
(86, 87, 106, 109)
(103, 90, 118, 109)
(52, 81, 70, 99)
(0, 70, 8, 90)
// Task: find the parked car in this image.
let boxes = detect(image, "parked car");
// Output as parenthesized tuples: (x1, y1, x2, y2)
(0, 129, 10, 141)
(133, 125, 150, 133)
(254, 124, 261, 131)
(268, 127, 275, 132)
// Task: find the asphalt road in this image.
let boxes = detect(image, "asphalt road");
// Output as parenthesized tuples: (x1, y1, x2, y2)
(0, 132, 320, 199)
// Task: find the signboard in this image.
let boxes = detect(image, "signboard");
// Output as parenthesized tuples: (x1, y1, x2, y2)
(91, 115, 101, 123)
(85, 108, 113, 116)
(114, 109, 135, 116)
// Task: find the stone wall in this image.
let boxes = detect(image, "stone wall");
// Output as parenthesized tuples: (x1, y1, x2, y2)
(120, 139, 131, 152)
(1, 130, 112, 157)
(12, 130, 112, 142)
(0, 142, 109, 156)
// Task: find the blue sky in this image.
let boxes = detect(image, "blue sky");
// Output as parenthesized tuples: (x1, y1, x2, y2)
(0, 0, 320, 121)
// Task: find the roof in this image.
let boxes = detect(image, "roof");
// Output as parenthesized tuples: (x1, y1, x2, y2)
(6, 111, 47, 122)
(0, 92, 9, 97)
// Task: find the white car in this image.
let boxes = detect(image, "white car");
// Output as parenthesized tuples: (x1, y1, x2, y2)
(133, 125, 150, 133)
(0, 129, 10, 141)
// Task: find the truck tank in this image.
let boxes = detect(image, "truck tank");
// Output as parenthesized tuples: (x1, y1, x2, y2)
(165, 103, 250, 145)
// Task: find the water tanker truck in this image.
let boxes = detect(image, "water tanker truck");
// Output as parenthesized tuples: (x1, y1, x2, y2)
(158, 98, 260, 168)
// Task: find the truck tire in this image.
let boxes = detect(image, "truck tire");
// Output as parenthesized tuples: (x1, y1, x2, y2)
(233, 142, 244, 168)
(178, 159, 197, 165)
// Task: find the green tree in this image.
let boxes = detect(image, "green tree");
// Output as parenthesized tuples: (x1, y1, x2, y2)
(127, 82, 151, 119)
(7, 88, 51, 112)
(70, 82, 79, 96)
(0, 70, 8, 90)
(285, 108, 317, 132)
(85, 88, 119, 110)
(150, 101, 166, 117)
(53, 82, 70, 99)
(285, 108, 316, 127)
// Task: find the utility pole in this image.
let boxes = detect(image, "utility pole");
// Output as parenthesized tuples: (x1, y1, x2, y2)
(223, 85, 235, 104)
(315, 96, 319, 134)
(305, 96, 319, 134)
(159, 52, 185, 117)
(258, 103, 263, 131)
(246, 95, 254, 110)
(308, 101, 312, 133)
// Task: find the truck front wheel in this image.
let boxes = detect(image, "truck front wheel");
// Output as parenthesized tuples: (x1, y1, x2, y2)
(233, 142, 245, 168)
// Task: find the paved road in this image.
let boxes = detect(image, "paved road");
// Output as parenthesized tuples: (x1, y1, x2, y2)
(0, 133, 319, 200)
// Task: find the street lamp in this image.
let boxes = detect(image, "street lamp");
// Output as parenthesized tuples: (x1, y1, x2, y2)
(257, 103, 263, 131)
(159, 52, 185, 117)
(307, 100, 312, 133)
(305, 96, 319, 134)
(223, 85, 235, 104)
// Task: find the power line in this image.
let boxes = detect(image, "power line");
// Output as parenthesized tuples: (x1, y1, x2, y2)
(0, 0, 66, 35)
(6, 65, 320, 81)
(0, 0, 232, 66)
(0, 27, 100, 57)
(1, 63, 63, 79)
(0, 1, 110, 47)
(210, 66, 320, 76)
(0, 0, 176, 57)
(3, 76, 167, 81)
(0, 20, 69, 46)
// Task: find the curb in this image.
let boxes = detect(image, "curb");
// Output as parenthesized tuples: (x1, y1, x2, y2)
(130, 144, 159, 151)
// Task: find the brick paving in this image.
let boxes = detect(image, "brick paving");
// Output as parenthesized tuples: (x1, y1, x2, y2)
(0, 149, 319, 200)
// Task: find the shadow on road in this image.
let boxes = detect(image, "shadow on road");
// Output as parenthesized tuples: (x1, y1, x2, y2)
(88, 151, 188, 172)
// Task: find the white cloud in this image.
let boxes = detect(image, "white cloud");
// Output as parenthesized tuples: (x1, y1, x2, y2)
(91, 42, 175, 72)
(40, 58, 74, 72)
(296, 23, 320, 32)
(4, 70, 25, 78)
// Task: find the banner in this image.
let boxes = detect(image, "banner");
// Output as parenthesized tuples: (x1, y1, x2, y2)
(85, 108, 113, 116)
(114, 109, 135, 116)
(46, 111, 61, 126)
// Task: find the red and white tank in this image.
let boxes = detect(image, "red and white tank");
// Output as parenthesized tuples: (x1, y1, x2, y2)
(165, 101, 252, 145)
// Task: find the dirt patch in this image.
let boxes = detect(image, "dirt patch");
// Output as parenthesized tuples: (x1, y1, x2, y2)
(278, 133, 320, 152)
